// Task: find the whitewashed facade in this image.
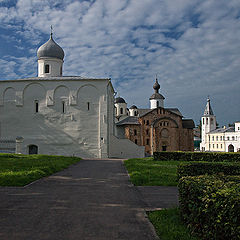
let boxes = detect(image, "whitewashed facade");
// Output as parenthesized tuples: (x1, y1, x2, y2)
(0, 34, 145, 158)
(200, 98, 240, 152)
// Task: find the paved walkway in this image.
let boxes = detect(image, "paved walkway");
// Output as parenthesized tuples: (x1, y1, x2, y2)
(0, 159, 178, 240)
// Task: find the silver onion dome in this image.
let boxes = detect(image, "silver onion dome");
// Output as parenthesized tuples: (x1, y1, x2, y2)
(37, 33, 64, 60)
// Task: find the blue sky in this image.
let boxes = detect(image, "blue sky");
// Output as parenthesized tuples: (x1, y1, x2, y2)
(0, 0, 240, 126)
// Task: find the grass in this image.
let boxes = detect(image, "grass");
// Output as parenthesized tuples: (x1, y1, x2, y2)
(148, 208, 199, 240)
(124, 157, 183, 186)
(0, 153, 81, 186)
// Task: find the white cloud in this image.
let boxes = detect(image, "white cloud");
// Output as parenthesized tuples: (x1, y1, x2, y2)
(0, 0, 240, 125)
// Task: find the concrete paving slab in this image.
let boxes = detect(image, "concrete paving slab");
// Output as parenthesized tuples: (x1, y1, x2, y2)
(136, 186, 179, 210)
(0, 159, 159, 240)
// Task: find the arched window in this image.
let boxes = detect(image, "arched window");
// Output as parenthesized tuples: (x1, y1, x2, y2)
(203, 118, 205, 125)
(60, 66, 62, 75)
(134, 111, 138, 116)
(45, 64, 50, 73)
(120, 108, 123, 114)
(206, 118, 208, 125)
(29, 145, 38, 154)
(135, 139, 138, 144)
(156, 101, 159, 107)
(134, 129, 137, 136)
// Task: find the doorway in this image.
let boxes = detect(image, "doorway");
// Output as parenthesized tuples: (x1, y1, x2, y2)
(29, 145, 38, 154)
(162, 146, 167, 151)
(228, 144, 234, 152)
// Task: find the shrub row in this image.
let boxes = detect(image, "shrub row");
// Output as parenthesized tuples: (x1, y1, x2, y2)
(178, 175, 240, 240)
(153, 151, 240, 162)
(177, 162, 240, 179)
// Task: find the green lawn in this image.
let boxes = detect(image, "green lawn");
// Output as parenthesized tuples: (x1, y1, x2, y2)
(124, 157, 183, 186)
(148, 208, 199, 240)
(125, 157, 201, 239)
(0, 153, 81, 186)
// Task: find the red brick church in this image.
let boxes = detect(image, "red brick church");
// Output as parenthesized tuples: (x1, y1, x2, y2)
(114, 78, 194, 155)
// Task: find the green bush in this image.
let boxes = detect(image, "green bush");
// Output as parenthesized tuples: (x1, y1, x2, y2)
(177, 162, 240, 179)
(153, 151, 240, 162)
(178, 175, 240, 240)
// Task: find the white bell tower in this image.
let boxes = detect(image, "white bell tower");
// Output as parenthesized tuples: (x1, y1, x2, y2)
(149, 78, 165, 109)
(200, 97, 217, 150)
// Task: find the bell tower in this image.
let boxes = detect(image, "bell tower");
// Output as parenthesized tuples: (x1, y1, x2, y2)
(200, 97, 217, 150)
(149, 77, 165, 109)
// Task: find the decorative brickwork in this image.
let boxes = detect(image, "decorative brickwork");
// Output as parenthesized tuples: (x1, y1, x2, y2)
(123, 107, 194, 154)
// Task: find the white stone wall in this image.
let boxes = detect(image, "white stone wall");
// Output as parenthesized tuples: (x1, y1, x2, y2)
(150, 99, 164, 109)
(225, 131, 240, 152)
(0, 78, 111, 158)
(200, 115, 217, 151)
(115, 102, 127, 118)
(129, 108, 138, 116)
(38, 58, 63, 77)
(109, 135, 145, 159)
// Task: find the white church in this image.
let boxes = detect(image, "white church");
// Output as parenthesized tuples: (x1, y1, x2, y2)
(200, 97, 240, 152)
(0, 33, 145, 159)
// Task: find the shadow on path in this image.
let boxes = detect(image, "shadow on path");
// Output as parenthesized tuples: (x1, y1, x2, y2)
(0, 159, 160, 240)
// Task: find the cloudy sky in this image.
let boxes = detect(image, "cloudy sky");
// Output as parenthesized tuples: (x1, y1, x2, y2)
(0, 0, 239, 126)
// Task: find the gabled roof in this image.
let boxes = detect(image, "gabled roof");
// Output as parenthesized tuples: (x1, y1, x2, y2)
(182, 119, 195, 129)
(209, 127, 235, 134)
(116, 116, 140, 126)
(139, 107, 183, 118)
(138, 109, 152, 117)
(165, 108, 183, 117)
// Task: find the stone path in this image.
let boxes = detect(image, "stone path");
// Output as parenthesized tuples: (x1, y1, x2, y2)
(0, 159, 178, 240)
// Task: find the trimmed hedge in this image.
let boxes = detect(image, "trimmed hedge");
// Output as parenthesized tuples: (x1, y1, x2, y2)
(177, 162, 240, 179)
(178, 175, 240, 240)
(153, 151, 240, 162)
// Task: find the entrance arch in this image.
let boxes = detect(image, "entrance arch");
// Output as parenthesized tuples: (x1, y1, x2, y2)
(29, 145, 38, 154)
(228, 144, 234, 152)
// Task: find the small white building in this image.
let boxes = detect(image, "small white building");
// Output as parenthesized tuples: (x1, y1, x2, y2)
(0, 33, 144, 158)
(200, 98, 240, 152)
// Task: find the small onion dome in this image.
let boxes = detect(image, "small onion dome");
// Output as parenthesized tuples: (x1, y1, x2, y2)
(115, 97, 126, 103)
(130, 105, 138, 109)
(153, 78, 160, 92)
(149, 93, 165, 100)
(37, 34, 64, 60)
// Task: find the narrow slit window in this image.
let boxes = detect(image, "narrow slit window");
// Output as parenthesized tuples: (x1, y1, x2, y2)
(87, 102, 90, 111)
(62, 101, 65, 113)
(45, 64, 50, 73)
(35, 100, 39, 113)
